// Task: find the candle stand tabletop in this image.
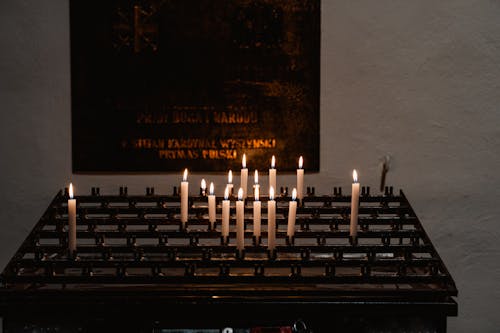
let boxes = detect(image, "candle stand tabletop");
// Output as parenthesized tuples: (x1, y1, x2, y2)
(0, 187, 457, 332)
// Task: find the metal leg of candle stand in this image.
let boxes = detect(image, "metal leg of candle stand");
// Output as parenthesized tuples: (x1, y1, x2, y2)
(179, 221, 188, 233)
(236, 249, 245, 260)
(349, 235, 358, 246)
(267, 249, 277, 260)
(221, 236, 229, 246)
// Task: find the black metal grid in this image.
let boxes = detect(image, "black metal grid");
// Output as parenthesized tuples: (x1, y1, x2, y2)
(0, 186, 457, 300)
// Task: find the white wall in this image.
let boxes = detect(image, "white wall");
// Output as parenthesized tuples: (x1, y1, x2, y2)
(1, 0, 500, 331)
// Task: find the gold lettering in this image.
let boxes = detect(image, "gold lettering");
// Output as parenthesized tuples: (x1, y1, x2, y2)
(201, 149, 238, 160)
(172, 111, 204, 124)
(158, 149, 236, 160)
(134, 138, 276, 151)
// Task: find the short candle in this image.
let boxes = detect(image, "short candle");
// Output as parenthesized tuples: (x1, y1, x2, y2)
(221, 186, 230, 243)
(267, 186, 276, 251)
(296, 156, 304, 201)
(227, 170, 234, 197)
(287, 188, 298, 238)
(240, 154, 248, 199)
(236, 188, 245, 254)
(208, 182, 216, 229)
(253, 186, 262, 240)
(253, 169, 260, 194)
(180, 169, 189, 227)
(269, 156, 276, 196)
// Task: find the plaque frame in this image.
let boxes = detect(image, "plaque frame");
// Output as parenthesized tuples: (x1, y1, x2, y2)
(70, 0, 320, 172)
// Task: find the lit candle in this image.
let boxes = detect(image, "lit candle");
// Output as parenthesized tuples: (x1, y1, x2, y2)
(227, 170, 234, 197)
(253, 169, 260, 194)
(267, 186, 276, 252)
(208, 182, 216, 229)
(296, 156, 304, 201)
(287, 188, 298, 238)
(200, 178, 207, 196)
(68, 183, 77, 255)
(222, 186, 230, 243)
(253, 186, 261, 240)
(236, 188, 245, 255)
(240, 154, 248, 199)
(350, 170, 360, 240)
(269, 156, 276, 195)
(180, 169, 189, 228)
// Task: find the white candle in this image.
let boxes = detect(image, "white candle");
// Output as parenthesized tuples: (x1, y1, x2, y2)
(222, 186, 230, 242)
(267, 186, 276, 251)
(350, 170, 360, 238)
(227, 170, 234, 196)
(287, 188, 298, 238)
(269, 155, 276, 195)
(68, 183, 77, 255)
(208, 182, 216, 229)
(253, 186, 261, 238)
(236, 188, 245, 254)
(253, 169, 260, 194)
(180, 169, 189, 227)
(240, 154, 248, 199)
(296, 156, 304, 201)
(200, 178, 207, 196)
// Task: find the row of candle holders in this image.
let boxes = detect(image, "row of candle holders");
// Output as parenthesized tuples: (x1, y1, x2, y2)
(72, 185, 396, 198)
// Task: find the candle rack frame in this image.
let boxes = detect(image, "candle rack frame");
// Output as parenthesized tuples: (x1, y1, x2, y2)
(0, 186, 458, 331)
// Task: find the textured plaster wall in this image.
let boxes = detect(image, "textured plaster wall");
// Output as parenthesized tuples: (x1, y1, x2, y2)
(1, 0, 500, 331)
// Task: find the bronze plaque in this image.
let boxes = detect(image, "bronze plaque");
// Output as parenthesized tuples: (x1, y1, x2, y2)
(71, 0, 320, 172)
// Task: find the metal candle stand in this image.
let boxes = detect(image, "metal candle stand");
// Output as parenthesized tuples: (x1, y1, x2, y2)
(0, 186, 458, 332)
(0, 185, 457, 290)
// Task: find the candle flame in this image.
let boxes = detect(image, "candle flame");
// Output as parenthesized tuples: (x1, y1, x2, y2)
(269, 186, 275, 200)
(255, 186, 260, 201)
(183, 168, 188, 181)
(271, 155, 276, 168)
(292, 188, 297, 201)
(69, 183, 74, 199)
(224, 186, 229, 200)
(242, 154, 247, 168)
(228, 170, 233, 184)
(201, 179, 206, 190)
(254, 170, 259, 184)
(353, 169, 358, 183)
(209, 182, 214, 195)
(238, 188, 244, 200)
(299, 156, 303, 169)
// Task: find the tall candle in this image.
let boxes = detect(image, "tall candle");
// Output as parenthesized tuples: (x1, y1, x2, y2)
(253, 186, 261, 239)
(350, 170, 360, 239)
(180, 169, 189, 227)
(222, 186, 230, 242)
(269, 156, 276, 195)
(296, 156, 304, 201)
(287, 188, 298, 238)
(227, 170, 234, 196)
(236, 188, 245, 254)
(68, 183, 77, 255)
(208, 182, 216, 229)
(200, 178, 207, 196)
(240, 154, 248, 199)
(267, 186, 276, 251)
